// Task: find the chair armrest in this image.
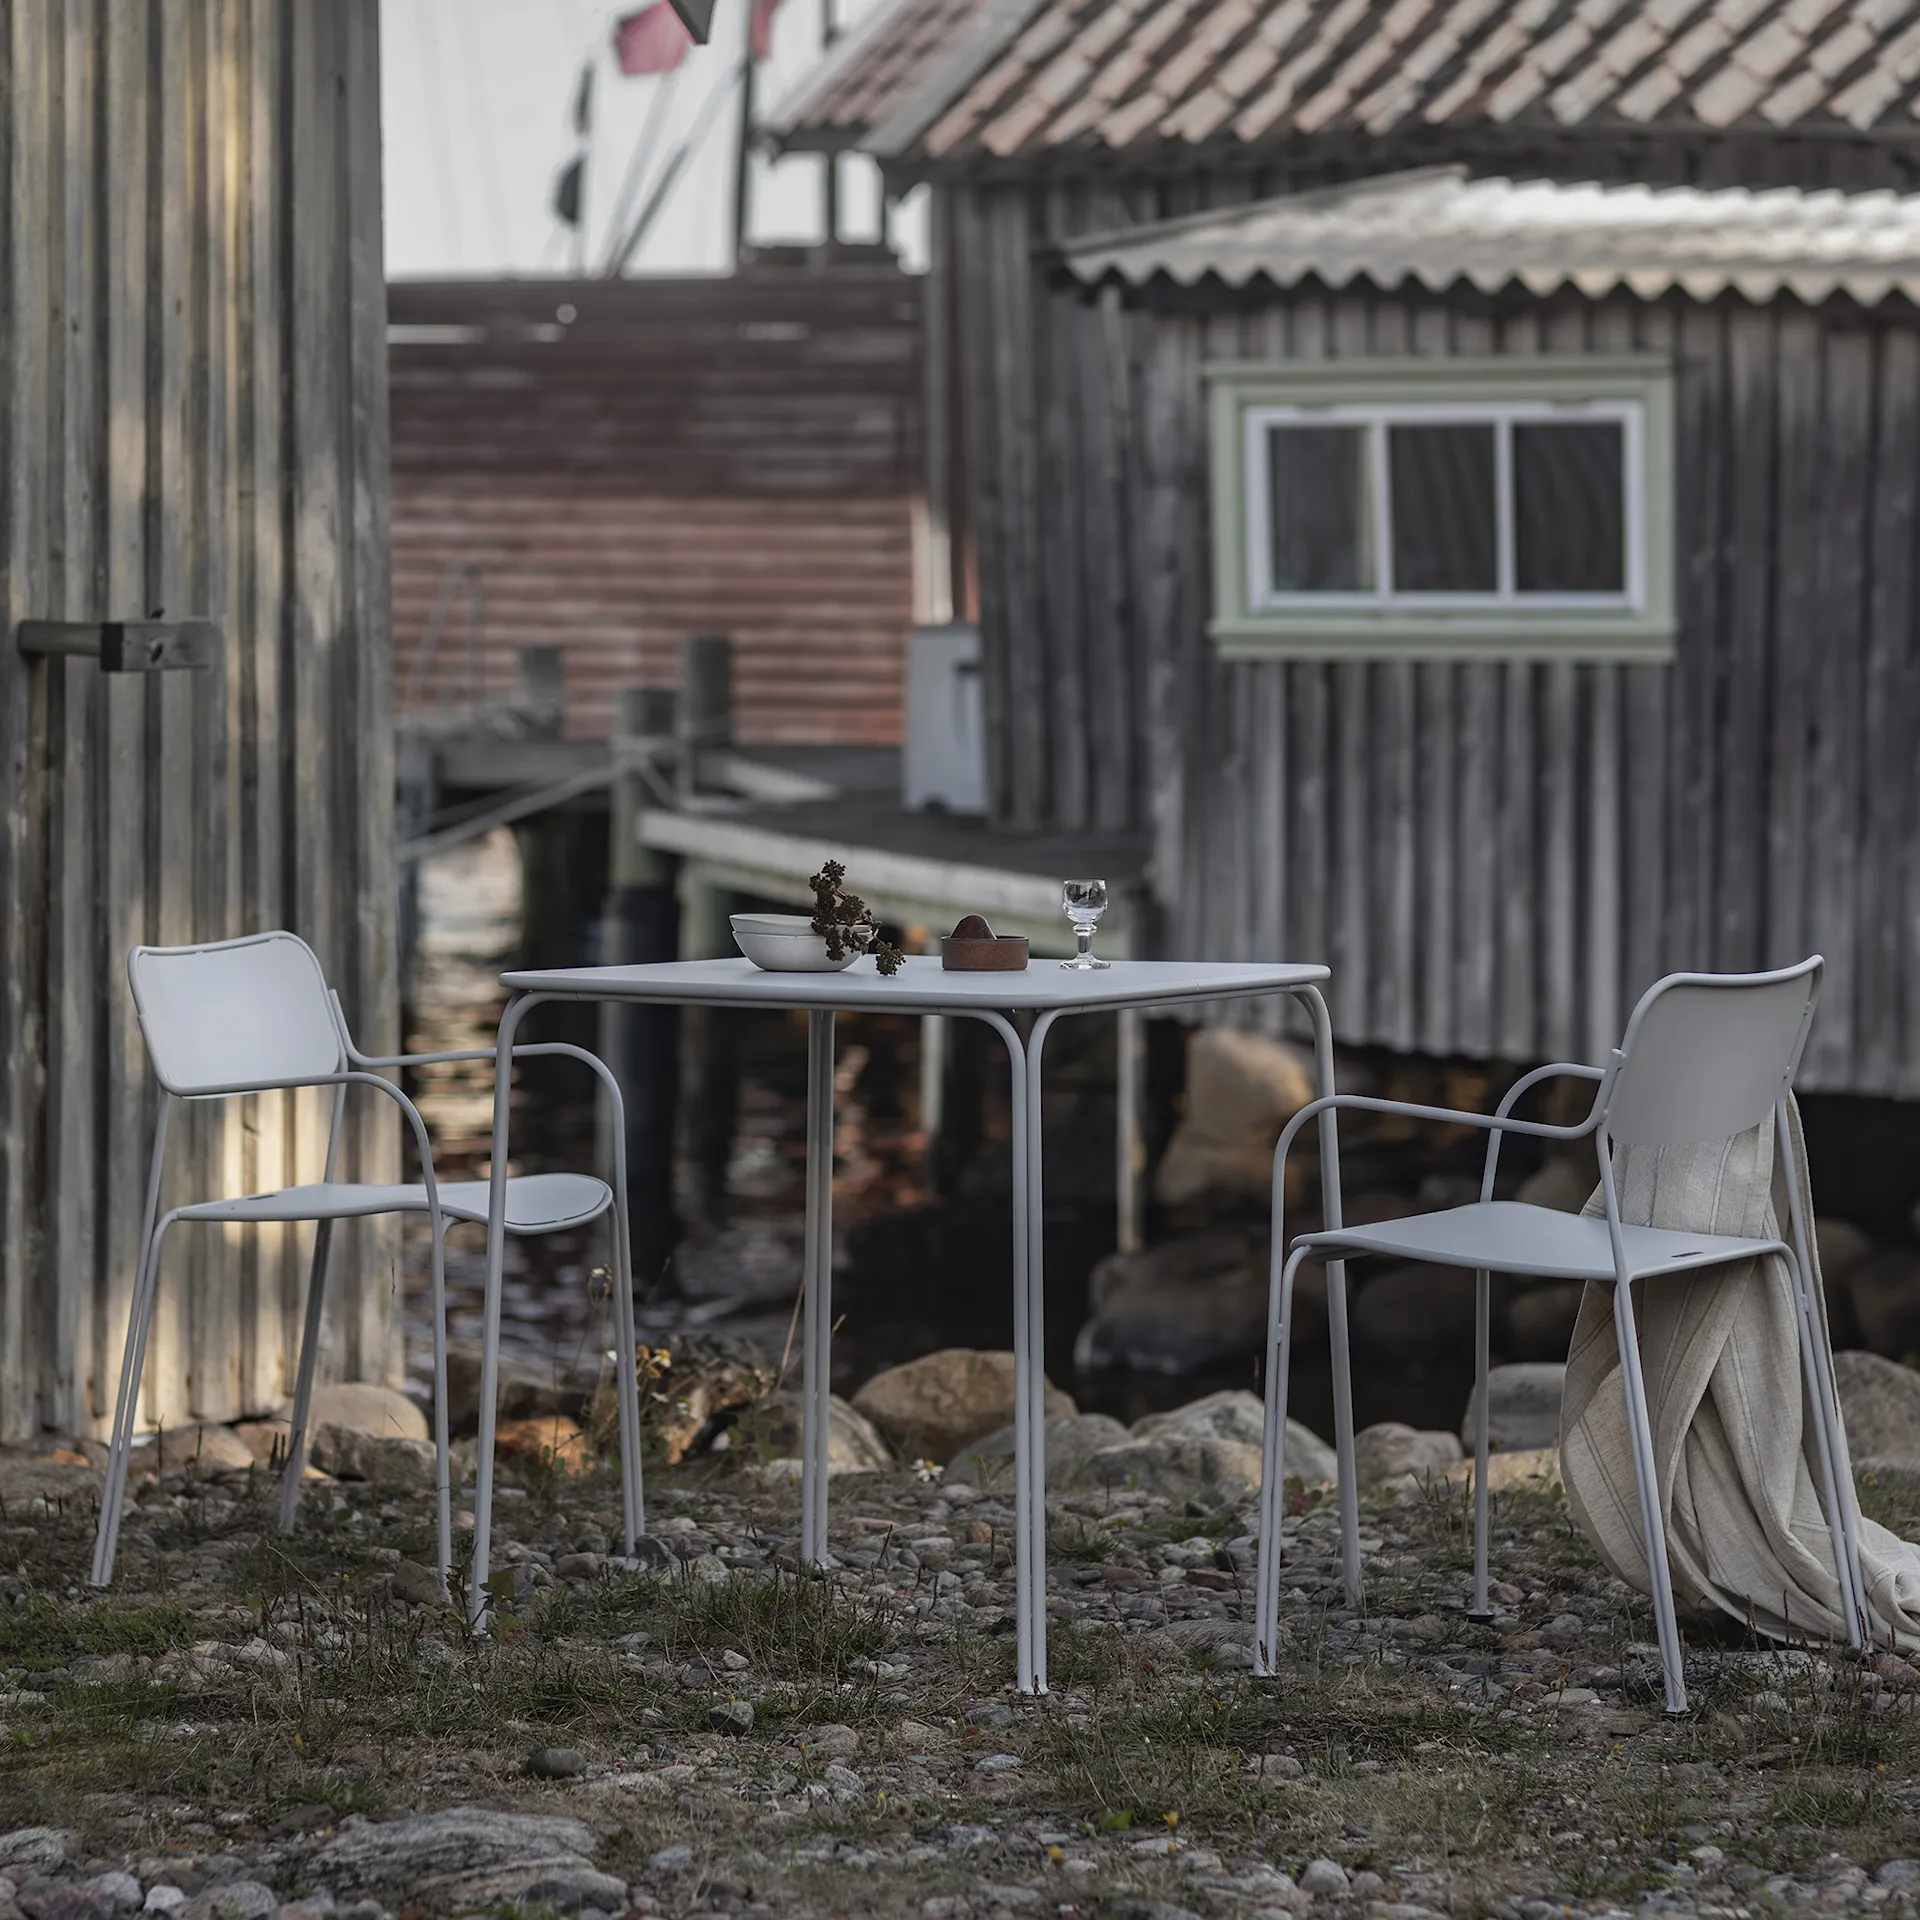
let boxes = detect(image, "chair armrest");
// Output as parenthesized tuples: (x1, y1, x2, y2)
(1481, 1062, 1608, 1199)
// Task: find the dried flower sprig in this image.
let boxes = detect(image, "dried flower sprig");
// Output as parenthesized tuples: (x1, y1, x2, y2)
(808, 860, 905, 975)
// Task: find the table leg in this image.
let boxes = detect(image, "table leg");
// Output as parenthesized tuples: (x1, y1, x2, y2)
(1299, 985, 1361, 1607)
(970, 1011, 1038, 1694)
(801, 1010, 835, 1565)
(1022, 1010, 1062, 1695)
(471, 989, 540, 1627)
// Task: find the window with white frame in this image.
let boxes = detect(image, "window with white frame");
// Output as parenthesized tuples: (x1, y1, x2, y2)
(1208, 357, 1675, 661)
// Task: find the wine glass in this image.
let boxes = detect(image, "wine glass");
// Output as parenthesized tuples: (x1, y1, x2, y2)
(1060, 879, 1110, 970)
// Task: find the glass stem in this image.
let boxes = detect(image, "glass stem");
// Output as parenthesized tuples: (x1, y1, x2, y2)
(1077, 926, 1093, 963)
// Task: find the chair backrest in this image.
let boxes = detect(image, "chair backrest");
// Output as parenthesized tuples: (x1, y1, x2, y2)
(1603, 958, 1822, 1148)
(128, 932, 343, 1096)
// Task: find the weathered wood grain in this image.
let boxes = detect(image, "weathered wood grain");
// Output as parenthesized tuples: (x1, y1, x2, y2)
(0, 0, 391, 1439)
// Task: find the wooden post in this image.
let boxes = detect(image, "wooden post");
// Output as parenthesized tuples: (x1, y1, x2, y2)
(394, 725, 438, 1003)
(1116, 1007, 1145, 1254)
(600, 687, 680, 1287)
(518, 644, 564, 738)
(920, 1014, 946, 1194)
(676, 633, 733, 804)
(678, 869, 737, 1230)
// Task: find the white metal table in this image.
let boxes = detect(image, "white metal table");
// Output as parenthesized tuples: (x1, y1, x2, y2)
(471, 955, 1355, 1695)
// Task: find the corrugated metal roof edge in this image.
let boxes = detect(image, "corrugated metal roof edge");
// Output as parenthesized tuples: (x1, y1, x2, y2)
(1058, 170, 1920, 308)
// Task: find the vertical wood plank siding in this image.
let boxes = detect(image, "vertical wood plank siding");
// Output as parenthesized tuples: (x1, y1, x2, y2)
(0, 0, 396, 1441)
(957, 177, 1920, 1098)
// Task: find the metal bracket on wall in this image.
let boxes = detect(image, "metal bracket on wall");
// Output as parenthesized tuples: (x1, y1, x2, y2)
(16, 620, 218, 672)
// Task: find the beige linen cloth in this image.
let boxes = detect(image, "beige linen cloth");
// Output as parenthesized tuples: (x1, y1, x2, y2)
(1559, 1095, 1920, 1648)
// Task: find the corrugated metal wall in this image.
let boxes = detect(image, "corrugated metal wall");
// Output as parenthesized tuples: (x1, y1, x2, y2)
(388, 274, 922, 746)
(0, 0, 397, 1440)
(958, 179, 1920, 1097)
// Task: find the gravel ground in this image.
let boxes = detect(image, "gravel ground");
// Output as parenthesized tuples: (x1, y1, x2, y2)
(2, 1446, 1919, 1920)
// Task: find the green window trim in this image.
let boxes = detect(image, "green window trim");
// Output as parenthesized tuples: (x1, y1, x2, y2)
(1206, 354, 1677, 664)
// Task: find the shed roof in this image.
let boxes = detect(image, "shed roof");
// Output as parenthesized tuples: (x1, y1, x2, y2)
(1059, 164, 1920, 303)
(767, 0, 1920, 166)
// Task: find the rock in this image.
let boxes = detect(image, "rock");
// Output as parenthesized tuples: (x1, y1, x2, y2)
(1878, 1861, 1920, 1892)
(973, 1752, 1022, 1773)
(1354, 1422, 1461, 1488)
(1816, 1218, 1873, 1345)
(179, 1886, 277, 1920)
(1075, 1234, 1272, 1374)
(1155, 1026, 1315, 1206)
(306, 1426, 434, 1490)
(733, 1392, 891, 1471)
(18, 1876, 142, 1920)
(1442, 1446, 1560, 1492)
(388, 1560, 444, 1608)
(799, 1723, 860, 1758)
(1833, 1350, 1920, 1462)
(1087, 1434, 1265, 1499)
(1246, 1751, 1305, 1779)
(313, 1807, 612, 1909)
(297, 1383, 428, 1442)
(711, 1698, 754, 1733)
(139, 1424, 257, 1475)
(851, 1350, 1073, 1464)
(231, 1421, 292, 1468)
(495, 1414, 595, 1476)
(1299, 1859, 1350, 1896)
(1846, 1251, 1920, 1360)
(1352, 1263, 1496, 1367)
(526, 1746, 588, 1778)
(1133, 1389, 1339, 1487)
(648, 1846, 694, 1875)
(1505, 1282, 1587, 1363)
(444, 1350, 574, 1433)
(946, 1413, 1130, 1489)
(143, 1893, 185, 1916)
(1516, 1158, 1594, 1212)
(0, 1836, 74, 1876)
(1460, 1363, 1565, 1452)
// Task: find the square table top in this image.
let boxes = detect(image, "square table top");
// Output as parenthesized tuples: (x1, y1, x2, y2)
(498, 954, 1328, 1015)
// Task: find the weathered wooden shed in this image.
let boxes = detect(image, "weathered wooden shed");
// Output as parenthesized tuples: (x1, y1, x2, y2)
(774, 0, 1920, 1100)
(0, 2, 396, 1441)
(388, 268, 923, 748)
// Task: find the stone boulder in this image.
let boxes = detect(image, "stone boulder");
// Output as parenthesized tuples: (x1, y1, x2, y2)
(1086, 1433, 1267, 1500)
(444, 1349, 580, 1433)
(1442, 1446, 1561, 1493)
(1128, 1388, 1337, 1488)
(1833, 1350, 1920, 1464)
(135, 1423, 256, 1474)
(298, 1382, 428, 1442)
(732, 1392, 891, 1472)
(946, 1412, 1131, 1489)
(308, 1425, 435, 1490)
(1074, 1232, 1274, 1374)
(1155, 1026, 1315, 1206)
(1354, 1421, 1462, 1488)
(1516, 1158, 1595, 1213)
(312, 1807, 626, 1912)
(1816, 1218, 1873, 1347)
(851, 1350, 1073, 1464)
(1506, 1281, 1588, 1363)
(1351, 1263, 1494, 1367)
(1461, 1362, 1565, 1452)
(1845, 1249, 1920, 1361)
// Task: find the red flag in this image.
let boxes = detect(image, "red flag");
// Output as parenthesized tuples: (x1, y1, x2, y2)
(613, 2, 691, 76)
(748, 0, 785, 59)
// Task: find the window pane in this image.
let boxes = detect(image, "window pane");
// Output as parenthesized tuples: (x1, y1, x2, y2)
(1267, 424, 1372, 592)
(1388, 423, 1496, 592)
(1514, 420, 1625, 593)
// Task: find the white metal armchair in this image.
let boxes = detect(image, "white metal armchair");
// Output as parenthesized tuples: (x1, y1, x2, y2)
(90, 931, 645, 1592)
(1254, 958, 1865, 1714)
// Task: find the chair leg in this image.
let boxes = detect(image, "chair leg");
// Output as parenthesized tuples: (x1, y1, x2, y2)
(1469, 1267, 1493, 1622)
(91, 1216, 173, 1588)
(278, 1218, 336, 1536)
(607, 1199, 644, 1551)
(1612, 1277, 1688, 1714)
(1254, 1245, 1313, 1678)
(429, 1221, 453, 1595)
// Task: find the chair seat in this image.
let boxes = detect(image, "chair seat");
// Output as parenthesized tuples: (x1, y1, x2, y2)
(176, 1171, 612, 1234)
(1297, 1200, 1776, 1283)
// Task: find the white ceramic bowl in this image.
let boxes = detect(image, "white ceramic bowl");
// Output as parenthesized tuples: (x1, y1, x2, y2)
(730, 912, 859, 972)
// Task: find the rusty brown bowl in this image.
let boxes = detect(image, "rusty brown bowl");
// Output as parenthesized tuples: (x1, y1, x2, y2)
(941, 934, 1029, 971)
